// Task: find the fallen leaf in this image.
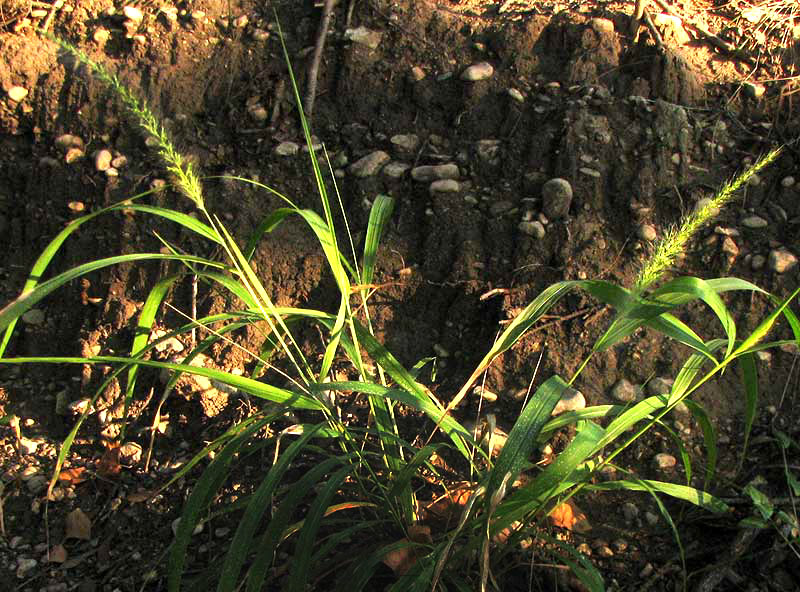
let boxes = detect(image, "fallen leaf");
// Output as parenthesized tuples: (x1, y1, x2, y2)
(548, 499, 591, 533)
(49, 544, 68, 563)
(65, 508, 92, 541)
(382, 539, 419, 576)
(97, 445, 121, 478)
(407, 523, 432, 544)
(58, 467, 89, 485)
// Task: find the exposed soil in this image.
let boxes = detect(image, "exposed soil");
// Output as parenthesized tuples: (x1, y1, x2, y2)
(1, 0, 800, 590)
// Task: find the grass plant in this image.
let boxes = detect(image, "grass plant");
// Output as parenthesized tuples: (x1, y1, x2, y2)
(0, 31, 799, 592)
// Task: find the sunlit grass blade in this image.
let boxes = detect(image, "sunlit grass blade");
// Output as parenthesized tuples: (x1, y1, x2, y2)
(492, 421, 605, 535)
(537, 405, 620, 441)
(731, 284, 800, 358)
(645, 313, 715, 360)
(362, 195, 395, 286)
(244, 456, 350, 592)
(0, 253, 225, 336)
(683, 399, 717, 488)
(596, 395, 669, 450)
(286, 464, 354, 592)
(588, 479, 729, 512)
(487, 375, 569, 502)
(450, 281, 580, 412)
(0, 356, 322, 409)
(218, 424, 324, 592)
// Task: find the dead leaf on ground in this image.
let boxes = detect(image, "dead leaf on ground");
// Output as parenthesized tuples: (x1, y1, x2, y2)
(548, 499, 592, 533)
(58, 467, 89, 485)
(382, 539, 420, 576)
(97, 445, 121, 478)
(420, 482, 476, 523)
(65, 508, 92, 541)
(49, 544, 68, 563)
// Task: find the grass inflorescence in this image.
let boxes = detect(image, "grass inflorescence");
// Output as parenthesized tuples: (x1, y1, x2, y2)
(0, 27, 798, 592)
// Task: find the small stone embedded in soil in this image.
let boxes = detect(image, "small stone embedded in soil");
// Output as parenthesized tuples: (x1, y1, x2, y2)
(344, 26, 383, 50)
(123, 5, 144, 23)
(610, 378, 640, 403)
(94, 149, 113, 171)
(251, 28, 269, 41)
(637, 223, 657, 241)
(411, 163, 459, 182)
(507, 88, 524, 102)
(7, 86, 28, 102)
(233, 14, 248, 28)
(541, 178, 573, 219)
(172, 517, 204, 537)
(722, 236, 739, 256)
(781, 176, 795, 187)
(551, 388, 586, 416)
(768, 249, 798, 273)
(349, 150, 390, 177)
(55, 133, 83, 151)
(653, 453, 677, 470)
(751, 254, 766, 270)
(249, 105, 268, 122)
(622, 502, 639, 523)
(21, 308, 45, 325)
(65, 147, 84, 164)
(460, 62, 494, 81)
(390, 133, 419, 153)
(274, 141, 299, 156)
(18, 437, 39, 455)
(429, 179, 460, 194)
(382, 162, 410, 178)
(694, 197, 719, 217)
(518, 220, 545, 239)
(741, 215, 768, 229)
(26, 475, 48, 494)
(646, 376, 674, 396)
(410, 66, 426, 81)
(16, 557, 37, 579)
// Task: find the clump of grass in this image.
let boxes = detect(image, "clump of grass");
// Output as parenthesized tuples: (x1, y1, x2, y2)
(0, 29, 798, 592)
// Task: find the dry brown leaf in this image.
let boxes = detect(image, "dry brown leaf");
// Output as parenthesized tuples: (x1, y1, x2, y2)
(49, 544, 68, 563)
(58, 467, 88, 485)
(382, 539, 419, 576)
(97, 445, 121, 478)
(65, 508, 92, 541)
(407, 523, 432, 544)
(548, 499, 591, 533)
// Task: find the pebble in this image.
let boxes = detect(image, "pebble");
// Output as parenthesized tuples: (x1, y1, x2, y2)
(781, 176, 795, 188)
(249, 105, 268, 121)
(123, 5, 143, 23)
(94, 149, 113, 171)
(551, 387, 586, 415)
(273, 141, 299, 157)
(18, 437, 39, 455)
(111, 155, 128, 169)
(429, 179, 460, 194)
(119, 442, 142, 464)
(622, 502, 639, 523)
(644, 511, 660, 526)
(16, 557, 37, 579)
(518, 220, 545, 239)
(653, 452, 677, 471)
(741, 215, 768, 229)
(637, 223, 657, 241)
(55, 133, 83, 151)
(251, 28, 269, 42)
(344, 26, 382, 50)
(646, 377, 673, 396)
(410, 66, 426, 81)
(215, 527, 231, 538)
(21, 308, 45, 325)
(7, 86, 28, 102)
(26, 475, 48, 494)
(721, 236, 739, 256)
(349, 150, 390, 177)
(411, 163, 459, 182)
(751, 254, 766, 270)
(694, 197, 720, 217)
(233, 14, 248, 28)
(768, 249, 797, 273)
(610, 378, 640, 403)
(460, 62, 494, 81)
(65, 147, 84, 164)
(507, 88, 524, 102)
(541, 178, 573, 219)
(596, 545, 614, 558)
(382, 162, 410, 178)
(390, 133, 419, 153)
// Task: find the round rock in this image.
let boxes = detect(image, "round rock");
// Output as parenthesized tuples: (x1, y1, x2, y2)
(610, 378, 640, 403)
(551, 387, 586, 416)
(21, 309, 45, 325)
(94, 149, 113, 171)
(273, 141, 299, 156)
(390, 133, 419, 154)
(653, 453, 677, 471)
(349, 150, 390, 177)
(518, 220, 545, 239)
(460, 61, 494, 81)
(411, 163, 459, 182)
(637, 223, 657, 241)
(768, 249, 798, 273)
(429, 179, 460, 194)
(541, 178, 573, 219)
(741, 215, 768, 229)
(7, 86, 28, 102)
(123, 5, 144, 22)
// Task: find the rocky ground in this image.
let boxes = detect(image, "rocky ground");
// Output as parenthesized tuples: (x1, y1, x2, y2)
(0, 0, 799, 590)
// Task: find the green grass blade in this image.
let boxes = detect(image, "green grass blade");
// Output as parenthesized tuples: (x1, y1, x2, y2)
(683, 399, 717, 489)
(217, 424, 324, 592)
(538, 405, 620, 442)
(588, 479, 729, 512)
(169, 417, 273, 591)
(286, 464, 354, 592)
(362, 195, 395, 286)
(0, 356, 322, 409)
(487, 375, 569, 501)
(242, 208, 295, 261)
(245, 456, 348, 592)
(646, 313, 715, 360)
(538, 534, 605, 592)
(731, 284, 800, 358)
(596, 395, 669, 451)
(0, 253, 225, 334)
